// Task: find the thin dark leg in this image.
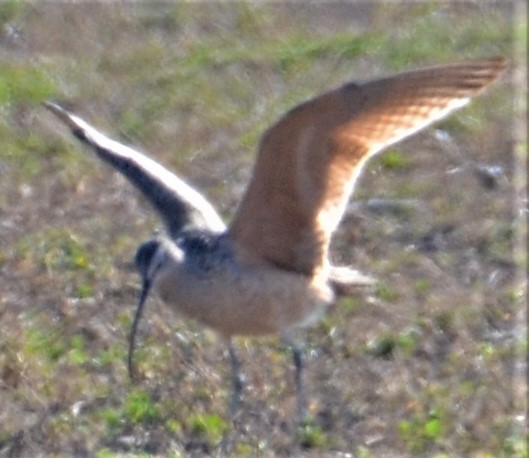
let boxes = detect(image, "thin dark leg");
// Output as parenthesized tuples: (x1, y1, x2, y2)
(227, 341, 244, 419)
(221, 341, 244, 455)
(285, 339, 307, 421)
(292, 344, 307, 420)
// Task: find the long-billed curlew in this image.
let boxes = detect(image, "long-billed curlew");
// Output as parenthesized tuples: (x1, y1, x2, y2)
(44, 56, 507, 420)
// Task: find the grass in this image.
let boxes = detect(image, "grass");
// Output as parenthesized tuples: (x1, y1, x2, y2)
(0, 63, 55, 105)
(0, 2, 524, 457)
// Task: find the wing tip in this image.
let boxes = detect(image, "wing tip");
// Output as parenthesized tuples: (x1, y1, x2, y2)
(471, 55, 509, 85)
(43, 101, 81, 132)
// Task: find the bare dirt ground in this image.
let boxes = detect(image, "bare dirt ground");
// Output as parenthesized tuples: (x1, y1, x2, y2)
(0, 3, 526, 457)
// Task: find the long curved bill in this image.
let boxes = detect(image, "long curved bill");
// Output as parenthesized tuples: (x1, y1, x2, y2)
(128, 277, 152, 381)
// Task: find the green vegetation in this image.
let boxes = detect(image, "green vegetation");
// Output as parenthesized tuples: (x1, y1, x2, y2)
(122, 389, 161, 425)
(375, 281, 400, 302)
(0, 63, 55, 106)
(398, 407, 446, 454)
(188, 413, 228, 446)
(297, 418, 327, 449)
(368, 327, 420, 359)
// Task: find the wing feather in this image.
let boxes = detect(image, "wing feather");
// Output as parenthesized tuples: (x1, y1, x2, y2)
(229, 57, 507, 274)
(44, 102, 226, 236)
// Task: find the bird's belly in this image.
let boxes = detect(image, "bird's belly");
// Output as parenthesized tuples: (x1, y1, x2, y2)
(155, 262, 334, 338)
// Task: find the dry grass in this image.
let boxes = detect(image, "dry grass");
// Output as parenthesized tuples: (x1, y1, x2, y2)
(0, 2, 525, 457)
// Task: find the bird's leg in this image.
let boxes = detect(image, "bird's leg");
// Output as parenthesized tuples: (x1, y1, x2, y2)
(227, 341, 244, 419)
(220, 341, 244, 454)
(282, 337, 307, 421)
(292, 343, 307, 421)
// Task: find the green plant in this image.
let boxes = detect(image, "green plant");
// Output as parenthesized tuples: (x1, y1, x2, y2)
(297, 418, 326, 449)
(378, 148, 412, 171)
(188, 413, 228, 446)
(398, 408, 445, 454)
(0, 63, 55, 105)
(123, 389, 161, 425)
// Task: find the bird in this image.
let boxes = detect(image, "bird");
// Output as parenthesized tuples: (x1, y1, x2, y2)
(44, 56, 507, 421)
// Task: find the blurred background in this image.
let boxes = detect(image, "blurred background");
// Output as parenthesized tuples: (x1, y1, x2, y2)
(0, 2, 525, 456)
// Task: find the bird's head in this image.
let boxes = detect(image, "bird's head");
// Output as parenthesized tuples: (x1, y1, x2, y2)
(129, 238, 177, 380)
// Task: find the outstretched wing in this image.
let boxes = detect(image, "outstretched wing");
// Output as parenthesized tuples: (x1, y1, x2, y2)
(44, 102, 226, 236)
(229, 57, 507, 275)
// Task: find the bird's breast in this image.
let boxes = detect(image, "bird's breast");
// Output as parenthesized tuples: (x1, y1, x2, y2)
(154, 247, 334, 338)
